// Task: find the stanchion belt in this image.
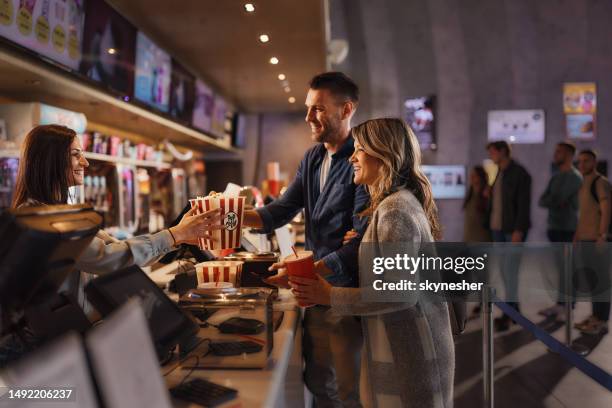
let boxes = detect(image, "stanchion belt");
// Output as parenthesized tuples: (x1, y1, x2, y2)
(494, 300, 612, 391)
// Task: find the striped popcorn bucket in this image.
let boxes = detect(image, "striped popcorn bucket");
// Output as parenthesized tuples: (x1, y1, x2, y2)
(195, 261, 244, 287)
(189, 195, 245, 250)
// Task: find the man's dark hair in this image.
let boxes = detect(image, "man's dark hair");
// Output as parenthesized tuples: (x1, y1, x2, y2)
(486, 140, 511, 156)
(558, 141, 576, 155)
(309, 72, 359, 103)
(579, 149, 598, 161)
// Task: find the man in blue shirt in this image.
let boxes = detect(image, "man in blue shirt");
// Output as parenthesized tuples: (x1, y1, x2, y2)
(244, 72, 369, 407)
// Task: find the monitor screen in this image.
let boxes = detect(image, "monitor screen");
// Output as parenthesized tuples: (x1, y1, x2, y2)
(192, 79, 214, 132)
(404, 96, 436, 150)
(211, 95, 227, 137)
(86, 300, 172, 408)
(168, 59, 195, 124)
(134, 31, 171, 112)
(0, 0, 86, 70)
(421, 165, 466, 199)
(1, 333, 99, 408)
(487, 110, 545, 144)
(84, 265, 198, 360)
(79, 0, 137, 97)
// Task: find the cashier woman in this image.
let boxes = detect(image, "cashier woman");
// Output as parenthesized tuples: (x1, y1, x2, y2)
(11, 124, 222, 311)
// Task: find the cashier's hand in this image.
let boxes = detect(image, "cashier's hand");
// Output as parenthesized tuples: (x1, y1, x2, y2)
(342, 229, 359, 245)
(263, 262, 291, 289)
(289, 275, 332, 306)
(169, 207, 223, 246)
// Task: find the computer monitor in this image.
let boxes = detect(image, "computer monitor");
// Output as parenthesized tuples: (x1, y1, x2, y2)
(0, 332, 100, 408)
(85, 300, 172, 408)
(85, 265, 199, 362)
(0, 205, 102, 333)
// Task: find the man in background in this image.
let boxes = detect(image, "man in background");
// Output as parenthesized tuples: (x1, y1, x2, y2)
(538, 142, 582, 321)
(243, 72, 368, 407)
(573, 149, 610, 335)
(487, 141, 532, 331)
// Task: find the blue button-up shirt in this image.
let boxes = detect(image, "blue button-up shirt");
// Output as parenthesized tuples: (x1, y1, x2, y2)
(256, 136, 369, 287)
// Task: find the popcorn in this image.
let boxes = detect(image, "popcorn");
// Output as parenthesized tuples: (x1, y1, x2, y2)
(190, 193, 245, 250)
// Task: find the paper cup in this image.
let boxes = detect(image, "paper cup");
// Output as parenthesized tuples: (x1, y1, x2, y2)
(285, 251, 316, 307)
(195, 260, 243, 287)
(190, 195, 245, 250)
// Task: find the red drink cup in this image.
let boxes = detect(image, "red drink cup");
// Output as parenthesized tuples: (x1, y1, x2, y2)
(267, 179, 281, 197)
(285, 251, 316, 307)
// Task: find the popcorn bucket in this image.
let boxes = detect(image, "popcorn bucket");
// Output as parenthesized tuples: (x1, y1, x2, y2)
(190, 195, 245, 250)
(195, 261, 244, 287)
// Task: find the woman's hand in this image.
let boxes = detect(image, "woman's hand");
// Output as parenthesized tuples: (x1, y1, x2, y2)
(289, 274, 332, 306)
(169, 207, 223, 246)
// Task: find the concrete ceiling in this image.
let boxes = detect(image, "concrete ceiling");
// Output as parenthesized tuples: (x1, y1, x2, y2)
(108, 0, 327, 113)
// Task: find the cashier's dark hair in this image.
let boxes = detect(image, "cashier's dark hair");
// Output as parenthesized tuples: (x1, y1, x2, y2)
(12, 125, 76, 208)
(309, 72, 359, 104)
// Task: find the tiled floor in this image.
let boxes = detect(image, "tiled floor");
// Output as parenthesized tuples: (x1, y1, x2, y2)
(454, 302, 612, 407)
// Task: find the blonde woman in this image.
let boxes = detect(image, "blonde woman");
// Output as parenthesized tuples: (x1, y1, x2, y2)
(291, 118, 455, 407)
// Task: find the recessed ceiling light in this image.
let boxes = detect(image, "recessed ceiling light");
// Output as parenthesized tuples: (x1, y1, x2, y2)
(107, 48, 117, 55)
(244, 3, 255, 12)
(284, 86, 291, 93)
(259, 34, 269, 43)
(288, 97, 296, 103)
(269, 57, 279, 65)
(278, 73, 286, 80)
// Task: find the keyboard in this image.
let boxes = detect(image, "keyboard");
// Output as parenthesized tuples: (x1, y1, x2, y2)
(209, 341, 263, 356)
(170, 378, 238, 407)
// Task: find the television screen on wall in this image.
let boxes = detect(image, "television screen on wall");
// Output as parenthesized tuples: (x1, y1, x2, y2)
(134, 31, 171, 112)
(0, 0, 85, 70)
(168, 59, 195, 124)
(80, 0, 136, 97)
(192, 79, 214, 132)
(421, 165, 466, 199)
(211, 95, 227, 138)
(404, 96, 436, 150)
(487, 109, 545, 144)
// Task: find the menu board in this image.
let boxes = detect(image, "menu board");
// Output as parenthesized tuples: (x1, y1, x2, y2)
(79, 0, 136, 96)
(134, 31, 171, 112)
(404, 96, 436, 150)
(421, 165, 466, 199)
(487, 110, 545, 144)
(169, 59, 195, 124)
(0, 0, 85, 70)
(192, 79, 214, 132)
(563, 82, 596, 140)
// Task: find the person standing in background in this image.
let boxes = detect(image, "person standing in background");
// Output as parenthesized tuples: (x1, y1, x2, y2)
(573, 149, 610, 335)
(243, 72, 369, 407)
(486, 141, 532, 331)
(463, 165, 491, 242)
(537, 142, 583, 321)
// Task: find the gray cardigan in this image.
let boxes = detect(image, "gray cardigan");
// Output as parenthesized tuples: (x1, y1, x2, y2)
(331, 189, 455, 408)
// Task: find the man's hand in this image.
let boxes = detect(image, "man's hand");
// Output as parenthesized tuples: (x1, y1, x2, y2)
(342, 229, 359, 245)
(243, 209, 264, 229)
(511, 230, 524, 243)
(263, 261, 290, 289)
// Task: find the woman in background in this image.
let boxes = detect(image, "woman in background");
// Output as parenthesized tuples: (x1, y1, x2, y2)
(291, 118, 454, 407)
(12, 124, 221, 311)
(463, 165, 491, 242)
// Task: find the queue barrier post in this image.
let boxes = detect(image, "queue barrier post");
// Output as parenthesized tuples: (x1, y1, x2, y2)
(482, 285, 495, 408)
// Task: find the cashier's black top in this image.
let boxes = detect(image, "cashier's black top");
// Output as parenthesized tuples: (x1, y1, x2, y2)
(256, 136, 369, 287)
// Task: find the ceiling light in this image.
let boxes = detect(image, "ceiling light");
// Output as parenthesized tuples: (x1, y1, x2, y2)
(244, 3, 255, 12)
(284, 86, 291, 93)
(278, 73, 286, 80)
(107, 48, 117, 55)
(288, 97, 296, 103)
(269, 57, 279, 65)
(259, 34, 269, 43)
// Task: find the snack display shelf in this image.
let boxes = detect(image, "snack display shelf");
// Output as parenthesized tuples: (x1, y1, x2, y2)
(83, 152, 172, 169)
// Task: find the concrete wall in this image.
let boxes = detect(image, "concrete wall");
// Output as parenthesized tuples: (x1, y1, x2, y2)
(330, 0, 612, 241)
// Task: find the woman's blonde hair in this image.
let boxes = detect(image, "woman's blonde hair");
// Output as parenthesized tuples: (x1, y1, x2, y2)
(353, 118, 442, 240)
